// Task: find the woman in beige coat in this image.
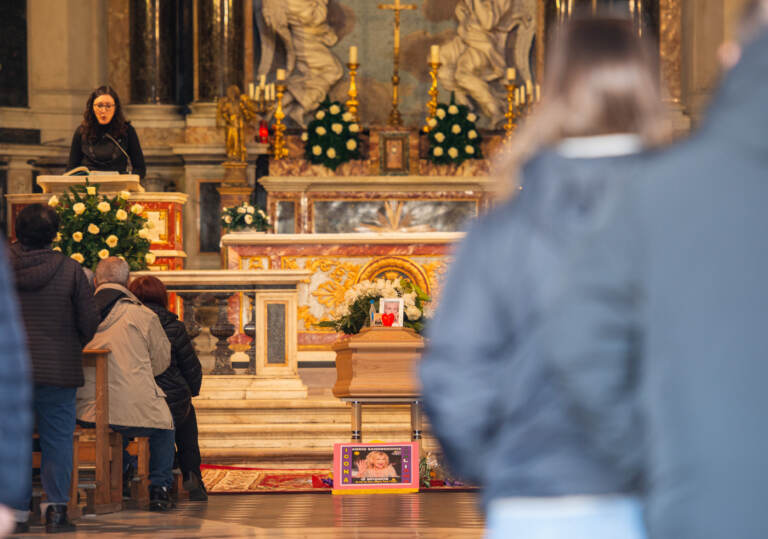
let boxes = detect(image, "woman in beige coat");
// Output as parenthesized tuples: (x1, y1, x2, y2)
(77, 257, 176, 511)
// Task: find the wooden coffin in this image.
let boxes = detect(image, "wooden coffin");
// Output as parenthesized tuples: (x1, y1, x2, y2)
(332, 327, 424, 398)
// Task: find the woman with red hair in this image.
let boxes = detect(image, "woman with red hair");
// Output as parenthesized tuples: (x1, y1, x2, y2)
(128, 275, 206, 500)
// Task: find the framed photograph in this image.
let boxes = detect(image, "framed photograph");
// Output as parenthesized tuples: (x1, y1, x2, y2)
(379, 132, 410, 175)
(372, 313, 383, 327)
(333, 442, 419, 494)
(379, 297, 404, 327)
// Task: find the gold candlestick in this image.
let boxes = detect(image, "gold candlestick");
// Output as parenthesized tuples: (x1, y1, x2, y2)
(271, 83, 289, 160)
(422, 61, 441, 133)
(503, 83, 518, 141)
(346, 62, 360, 123)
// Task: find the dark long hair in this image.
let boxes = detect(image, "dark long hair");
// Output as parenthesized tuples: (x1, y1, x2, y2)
(80, 86, 128, 142)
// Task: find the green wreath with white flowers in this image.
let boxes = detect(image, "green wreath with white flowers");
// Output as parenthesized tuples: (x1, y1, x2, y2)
(426, 96, 483, 166)
(302, 98, 361, 170)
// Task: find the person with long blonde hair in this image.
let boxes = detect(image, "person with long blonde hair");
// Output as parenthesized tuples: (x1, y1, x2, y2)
(421, 15, 671, 539)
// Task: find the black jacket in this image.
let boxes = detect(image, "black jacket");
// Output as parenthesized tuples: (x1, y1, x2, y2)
(67, 123, 146, 179)
(145, 302, 202, 427)
(9, 243, 99, 387)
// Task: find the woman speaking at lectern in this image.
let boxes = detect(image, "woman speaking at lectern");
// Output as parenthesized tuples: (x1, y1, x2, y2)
(67, 86, 146, 179)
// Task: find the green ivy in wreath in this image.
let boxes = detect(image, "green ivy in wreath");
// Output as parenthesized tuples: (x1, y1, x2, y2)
(426, 94, 483, 166)
(302, 97, 361, 170)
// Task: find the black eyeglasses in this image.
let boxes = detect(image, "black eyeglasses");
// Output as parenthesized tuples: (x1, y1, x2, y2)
(94, 103, 115, 110)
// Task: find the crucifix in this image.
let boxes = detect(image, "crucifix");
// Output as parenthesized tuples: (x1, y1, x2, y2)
(378, 0, 417, 126)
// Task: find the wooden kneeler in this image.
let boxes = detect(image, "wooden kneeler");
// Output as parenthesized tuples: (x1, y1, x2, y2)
(77, 350, 150, 513)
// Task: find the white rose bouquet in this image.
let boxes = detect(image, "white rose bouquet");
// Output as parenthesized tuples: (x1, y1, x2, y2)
(318, 278, 431, 335)
(221, 201, 270, 232)
(302, 97, 361, 170)
(427, 94, 483, 166)
(51, 182, 151, 270)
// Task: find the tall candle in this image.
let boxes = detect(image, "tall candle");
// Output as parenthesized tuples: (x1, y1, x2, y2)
(513, 88, 519, 107)
(430, 45, 440, 64)
(270, 84, 276, 100)
(535, 84, 541, 102)
(525, 80, 533, 95)
(520, 89, 526, 105)
(248, 82, 255, 99)
(259, 74, 266, 88)
(276, 68, 286, 82)
(506, 67, 516, 82)
(349, 45, 358, 64)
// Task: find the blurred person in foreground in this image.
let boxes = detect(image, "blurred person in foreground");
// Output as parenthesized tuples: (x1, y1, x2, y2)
(537, 2, 768, 538)
(9, 204, 99, 533)
(420, 16, 670, 538)
(78, 257, 176, 511)
(0, 243, 33, 538)
(128, 275, 206, 500)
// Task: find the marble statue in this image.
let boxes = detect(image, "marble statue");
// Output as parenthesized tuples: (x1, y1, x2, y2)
(256, 0, 343, 127)
(438, 0, 536, 126)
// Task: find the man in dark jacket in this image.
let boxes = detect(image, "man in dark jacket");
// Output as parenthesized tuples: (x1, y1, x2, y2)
(0, 241, 32, 537)
(9, 203, 99, 533)
(539, 20, 768, 539)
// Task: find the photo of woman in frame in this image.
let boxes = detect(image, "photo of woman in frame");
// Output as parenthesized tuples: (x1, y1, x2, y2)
(379, 298, 404, 327)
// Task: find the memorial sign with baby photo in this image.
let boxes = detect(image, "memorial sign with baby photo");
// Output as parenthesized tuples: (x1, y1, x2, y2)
(332, 442, 419, 493)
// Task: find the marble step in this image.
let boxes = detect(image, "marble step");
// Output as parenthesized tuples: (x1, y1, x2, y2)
(193, 398, 423, 425)
(197, 423, 428, 447)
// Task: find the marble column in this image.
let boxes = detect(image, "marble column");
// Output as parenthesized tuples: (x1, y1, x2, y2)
(130, 0, 177, 104)
(196, 0, 244, 102)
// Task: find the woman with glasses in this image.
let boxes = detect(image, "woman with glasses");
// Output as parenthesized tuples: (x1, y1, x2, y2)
(67, 86, 146, 178)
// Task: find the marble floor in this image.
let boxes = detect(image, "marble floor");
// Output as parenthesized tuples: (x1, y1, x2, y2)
(12, 492, 485, 538)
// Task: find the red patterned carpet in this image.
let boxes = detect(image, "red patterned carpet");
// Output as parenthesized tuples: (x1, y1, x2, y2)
(201, 464, 474, 493)
(201, 464, 333, 493)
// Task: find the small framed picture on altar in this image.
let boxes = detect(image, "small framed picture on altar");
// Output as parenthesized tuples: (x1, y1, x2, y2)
(379, 132, 410, 175)
(333, 442, 419, 494)
(379, 298, 404, 327)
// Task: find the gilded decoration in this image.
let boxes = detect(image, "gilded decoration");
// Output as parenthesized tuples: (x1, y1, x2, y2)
(420, 259, 450, 299)
(278, 255, 446, 335)
(357, 256, 431, 294)
(660, 0, 682, 103)
(246, 257, 267, 270)
(145, 209, 169, 243)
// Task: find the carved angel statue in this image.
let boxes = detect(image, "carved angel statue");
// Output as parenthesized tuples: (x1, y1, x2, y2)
(216, 85, 258, 162)
(438, 0, 536, 126)
(256, 0, 343, 127)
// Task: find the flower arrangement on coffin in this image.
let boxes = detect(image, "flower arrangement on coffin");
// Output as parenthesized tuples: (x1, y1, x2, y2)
(302, 97, 361, 170)
(221, 201, 270, 232)
(426, 94, 483, 166)
(318, 278, 431, 335)
(49, 183, 152, 271)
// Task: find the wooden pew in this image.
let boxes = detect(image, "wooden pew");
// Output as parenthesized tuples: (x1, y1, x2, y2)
(78, 349, 149, 513)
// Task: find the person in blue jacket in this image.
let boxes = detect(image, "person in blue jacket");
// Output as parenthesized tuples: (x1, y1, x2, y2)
(420, 15, 671, 538)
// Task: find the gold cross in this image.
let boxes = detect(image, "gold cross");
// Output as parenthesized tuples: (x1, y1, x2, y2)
(378, 0, 418, 125)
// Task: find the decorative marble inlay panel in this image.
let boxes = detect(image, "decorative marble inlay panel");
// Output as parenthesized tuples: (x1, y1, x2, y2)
(312, 200, 477, 233)
(266, 303, 287, 364)
(276, 201, 296, 234)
